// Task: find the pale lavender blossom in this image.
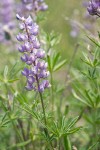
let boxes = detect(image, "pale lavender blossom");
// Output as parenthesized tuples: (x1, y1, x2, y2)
(21, 0, 48, 13)
(70, 21, 79, 38)
(0, 0, 15, 42)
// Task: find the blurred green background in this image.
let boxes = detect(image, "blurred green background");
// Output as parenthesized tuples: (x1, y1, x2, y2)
(43, 0, 82, 58)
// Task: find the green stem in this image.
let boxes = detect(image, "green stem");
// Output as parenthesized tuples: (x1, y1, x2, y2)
(50, 72, 54, 111)
(57, 139, 60, 150)
(35, 75, 54, 149)
(94, 108, 98, 148)
(35, 75, 47, 126)
(39, 91, 47, 125)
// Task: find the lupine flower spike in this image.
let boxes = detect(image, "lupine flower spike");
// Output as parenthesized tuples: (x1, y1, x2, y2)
(16, 14, 51, 92)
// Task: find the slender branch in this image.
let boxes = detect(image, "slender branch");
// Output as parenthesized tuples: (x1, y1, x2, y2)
(35, 75, 54, 149)
(17, 119, 26, 141)
(50, 72, 54, 111)
(35, 75, 47, 125)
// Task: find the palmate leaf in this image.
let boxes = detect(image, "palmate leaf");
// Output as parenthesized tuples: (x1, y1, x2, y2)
(8, 78, 19, 83)
(53, 59, 67, 72)
(47, 116, 80, 139)
(40, 131, 55, 143)
(82, 51, 100, 67)
(72, 81, 97, 108)
(64, 116, 79, 133)
(45, 31, 61, 47)
(15, 93, 28, 104)
(66, 127, 82, 135)
(47, 52, 61, 72)
(0, 112, 9, 128)
(8, 61, 23, 79)
(21, 103, 40, 121)
(0, 114, 23, 128)
(84, 90, 94, 107)
(50, 33, 61, 47)
(48, 121, 59, 137)
(7, 139, 31, 149)
(72, 89, 92, 107)
(0, 119, 11, 128)
(0, 62, 22, 84)
(87, 36, 100, 48)
(52, 52, 60, 69)
(47, 52, 67, 72)
(81, 52, 93, 67)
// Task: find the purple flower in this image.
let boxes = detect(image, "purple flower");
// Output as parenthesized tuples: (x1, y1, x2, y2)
(38, 84, 44, 92)
(37, 61, 47, 69)
(36, 49, 45, 58)
(30, 24, 39, 36)
(26, 16, 33, 26)
(42, 80, 51, 88)
(25, 83, 34, 91)
(18, 45, 26, 52)
(38, 80, 51, 92)
(33, 39, 40, 49)
(22, 68, 30, 76)
(17, 14, 50, 92)
(39, 3, 48, 11)
(16, 33, 26, 41)
(31, 66, 38, 75)
(87, 0, 100, 16)
(27, 76, 35, 84)
(24, 42, 32, 51)
(21, 0, 48, 14)
(0, 0, 15, 42)
(1, 0, 14, 24)
(21, 54, 28, 62)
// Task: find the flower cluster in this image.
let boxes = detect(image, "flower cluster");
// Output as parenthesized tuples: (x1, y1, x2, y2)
(16, 14, 50, 92)
(0, 0, 14, 25)
(21, 0, 48, 12)
(83, 1, 96, 33)
(0, 0, 15, 42)
(87, 0, 100, 16)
